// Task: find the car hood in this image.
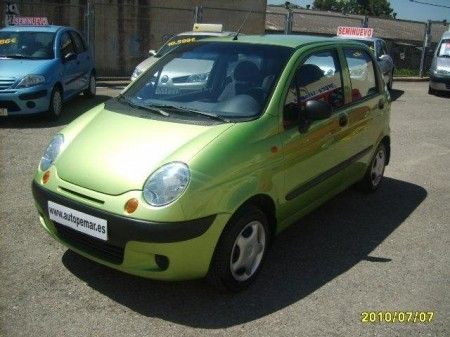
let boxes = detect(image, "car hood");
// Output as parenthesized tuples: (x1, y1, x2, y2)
(56, 105, 233, 195)
(436, 57, 450, 70)
(0, 58, 52, 79)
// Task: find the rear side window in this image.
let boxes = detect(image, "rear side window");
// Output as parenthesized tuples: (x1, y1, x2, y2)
(69, 31, 86, 53)
(344, 48, 377, 102)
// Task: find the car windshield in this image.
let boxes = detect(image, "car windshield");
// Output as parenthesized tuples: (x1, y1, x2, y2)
(437, 39, 450, 57)
(0, 31, 55, 59)
(121, 42, 293, 121)
(156, 34, 219, 57)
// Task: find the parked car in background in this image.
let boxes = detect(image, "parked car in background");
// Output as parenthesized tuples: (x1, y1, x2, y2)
(0, 23, 96, 119)
(429, 31, 450, 95)
(337, 36, 394, 90)
(33, 35, 391, 291)
(130, 23, 236, 81)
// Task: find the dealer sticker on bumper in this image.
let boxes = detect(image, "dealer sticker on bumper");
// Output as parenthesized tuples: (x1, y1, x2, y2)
(48, 201, 108, 241)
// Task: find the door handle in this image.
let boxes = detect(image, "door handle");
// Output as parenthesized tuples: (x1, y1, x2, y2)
(338, 114, 348, 127)
(378, 99, 385, 110)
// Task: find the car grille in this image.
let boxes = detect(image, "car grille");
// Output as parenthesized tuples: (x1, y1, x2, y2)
(54, 222, 124, 265)
(0, 78, 16, 90)
(0, 100, 20, 112)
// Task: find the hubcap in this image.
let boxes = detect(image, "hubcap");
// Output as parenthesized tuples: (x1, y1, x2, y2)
(230, 220, 266, 282)
(371, 147, 385, 187)
(52, 90, 62, 116)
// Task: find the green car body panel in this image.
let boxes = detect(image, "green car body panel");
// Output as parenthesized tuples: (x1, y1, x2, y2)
(32, 35, 391, 281)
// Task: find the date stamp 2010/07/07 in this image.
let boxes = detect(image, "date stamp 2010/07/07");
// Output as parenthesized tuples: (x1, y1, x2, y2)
(361, 311, 434, 323)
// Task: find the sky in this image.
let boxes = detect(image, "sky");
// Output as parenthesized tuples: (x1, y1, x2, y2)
(267, 0, 450, 22)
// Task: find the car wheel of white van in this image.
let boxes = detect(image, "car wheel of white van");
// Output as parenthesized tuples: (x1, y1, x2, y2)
(83, 73, 96, 98)
(47, 87, 62, 120)
(208, 206, 269, 292)
(358, 143, 387, 192)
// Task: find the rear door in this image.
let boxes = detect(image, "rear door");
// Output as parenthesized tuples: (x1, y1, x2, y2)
(59, 31, 79, 98)
(69, 30, 91, 92)
(339, 46, 385, 177)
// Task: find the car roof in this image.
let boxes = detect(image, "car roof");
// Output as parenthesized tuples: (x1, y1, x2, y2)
(177, 31, 236, 37)
(0, 25, 64, 33)
(201, 34, 349, 49)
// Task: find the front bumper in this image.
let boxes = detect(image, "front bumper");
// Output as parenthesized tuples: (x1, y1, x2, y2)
(429, 74, 450, 92)
(32, 180, 230, 280)
(0, 84, 50, 116)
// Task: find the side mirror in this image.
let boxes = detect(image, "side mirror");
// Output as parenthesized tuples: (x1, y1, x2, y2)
(305, 100, 332, 121)
(149, 49, 156, 56)
(378, 54, 389, 62)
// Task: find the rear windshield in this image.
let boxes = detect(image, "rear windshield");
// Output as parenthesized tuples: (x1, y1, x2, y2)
(437, 39, 450, 57)
(0, 31, 55, 59)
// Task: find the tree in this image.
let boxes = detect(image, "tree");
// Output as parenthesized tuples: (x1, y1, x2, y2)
(313, 0, 394, 18)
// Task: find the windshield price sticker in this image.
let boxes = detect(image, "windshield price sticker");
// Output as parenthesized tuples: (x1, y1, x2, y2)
(12, 16, 49, 26)
(0, 38, 17, 45)
(337, 26, 374, 38)
(167, 37, 196, 47)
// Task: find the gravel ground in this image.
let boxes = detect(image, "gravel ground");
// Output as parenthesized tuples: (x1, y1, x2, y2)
(0, 83, 448, 337)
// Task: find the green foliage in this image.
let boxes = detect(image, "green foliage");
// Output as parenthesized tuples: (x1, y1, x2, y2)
(313, 0, 394, 18)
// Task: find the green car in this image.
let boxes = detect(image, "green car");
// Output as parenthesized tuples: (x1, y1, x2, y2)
(32, 35, 391, 291)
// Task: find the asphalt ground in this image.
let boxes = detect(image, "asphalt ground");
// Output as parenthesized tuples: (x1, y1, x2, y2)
(0, 82, 449, 337)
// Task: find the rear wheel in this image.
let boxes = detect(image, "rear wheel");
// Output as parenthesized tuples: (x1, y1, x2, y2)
(208, 206, 270, 292)
(83, 73, 96, 98)
(358, 142, 387, 192)
(47, 86, 62, 119)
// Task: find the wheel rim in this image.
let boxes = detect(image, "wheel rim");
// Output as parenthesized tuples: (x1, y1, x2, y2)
(230, 220, 266, 282)
(371, 147, 385, 187)
(89, 75, 96, 95)
(52, 90, 62, 116)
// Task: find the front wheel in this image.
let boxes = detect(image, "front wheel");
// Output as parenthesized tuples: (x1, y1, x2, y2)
(83, 73, 96, 98)
(46, 87, 63, 120)
(358, 143, 387, 192)
(208, 206, 270, 292)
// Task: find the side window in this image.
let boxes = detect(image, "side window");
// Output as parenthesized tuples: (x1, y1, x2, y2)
(69, 31, 86, 53)
(283, 50, 344, 127)
(60, 32, 75, 58)
(344, 48, 378, 102)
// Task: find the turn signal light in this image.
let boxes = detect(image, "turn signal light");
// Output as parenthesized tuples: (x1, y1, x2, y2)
(124, 198, 139, 214)
(42, 171, 50, 184)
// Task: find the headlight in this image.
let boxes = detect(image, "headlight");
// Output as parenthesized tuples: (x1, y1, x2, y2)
(131, 68, 144, 81)
(143, 162, 190, 207)
(40, 134, 64, 171)
(17, 74, 45, 88)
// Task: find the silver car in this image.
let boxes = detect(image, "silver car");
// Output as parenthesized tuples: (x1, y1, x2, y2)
(131, 25, 236, 81)
(337, 36, 394, 90)
(429, 31, 450, 95)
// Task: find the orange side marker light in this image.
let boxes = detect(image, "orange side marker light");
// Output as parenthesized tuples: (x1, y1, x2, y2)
(125, 198, 139, 214)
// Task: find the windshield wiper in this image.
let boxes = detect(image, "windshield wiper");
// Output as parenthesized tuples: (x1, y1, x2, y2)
(118, 97, 170, 117)
(151, 104, 229, 122)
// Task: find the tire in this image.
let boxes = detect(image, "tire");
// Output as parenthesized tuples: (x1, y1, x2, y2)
(208, 205, 270, 292)
(428, 86, 436, 95)
(357, 142, 387, 193)
(83, 72, 96, 98)
(47, 86, 63, 120)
